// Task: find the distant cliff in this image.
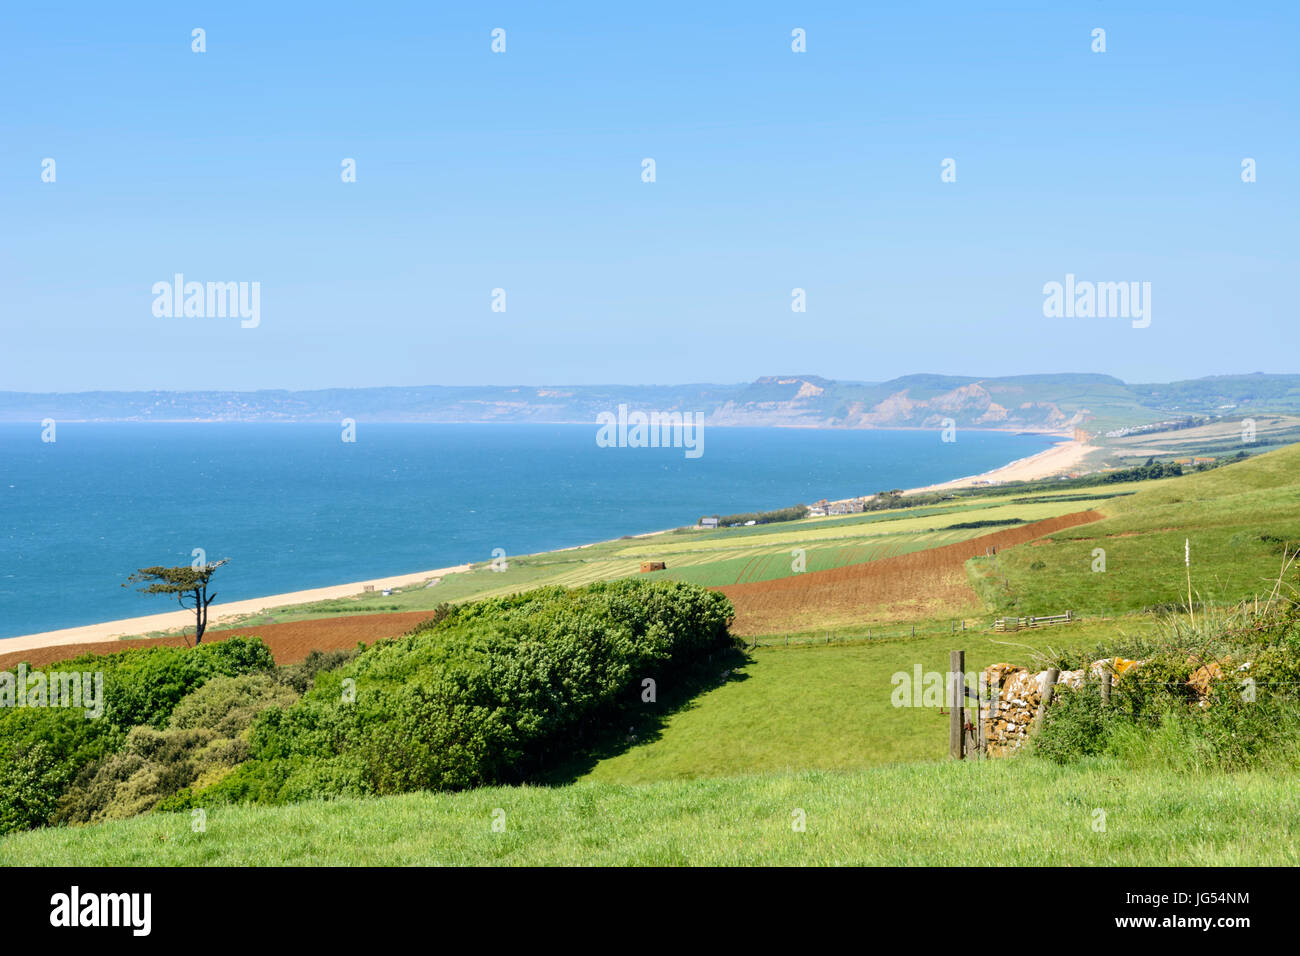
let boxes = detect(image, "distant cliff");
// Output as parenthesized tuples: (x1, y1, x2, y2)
(3, 372, 1299, 432)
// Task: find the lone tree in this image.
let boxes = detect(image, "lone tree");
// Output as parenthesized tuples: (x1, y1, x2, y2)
(125, 559, 229, 645)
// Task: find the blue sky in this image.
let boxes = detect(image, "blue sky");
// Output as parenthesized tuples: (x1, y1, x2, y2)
(1, 1, 1296, 391)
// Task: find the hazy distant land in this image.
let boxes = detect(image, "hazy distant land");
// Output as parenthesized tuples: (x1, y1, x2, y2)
(5, 372, 1300, 435)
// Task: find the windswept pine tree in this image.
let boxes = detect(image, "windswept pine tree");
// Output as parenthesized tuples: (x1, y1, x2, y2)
(125, 559, 229, 645)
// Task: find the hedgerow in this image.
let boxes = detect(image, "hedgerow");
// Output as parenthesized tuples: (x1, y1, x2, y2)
(203, 580, 736, 804)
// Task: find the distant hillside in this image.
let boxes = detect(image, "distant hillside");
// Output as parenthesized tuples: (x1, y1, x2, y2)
(3, 372, 1300, 433)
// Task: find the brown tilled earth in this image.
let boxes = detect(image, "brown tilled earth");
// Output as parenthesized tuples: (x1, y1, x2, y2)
(0, 611, 437, 671)
(718, 510, 1102, 635)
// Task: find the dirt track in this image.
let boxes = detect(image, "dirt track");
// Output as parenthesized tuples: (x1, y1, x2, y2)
(718, 510, 1102, 635)
(0, 611, 437, 671)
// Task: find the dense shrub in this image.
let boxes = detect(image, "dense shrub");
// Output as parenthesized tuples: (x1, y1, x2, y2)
(0, 743, 68, 835)
(1037, 679, 1300, 772)
(214, 580, 736, 804)
(0, 636, 274, 834)
(275, 647, 361, 694)
(30, 635, 277, 731)
(170, 672, 300, 736)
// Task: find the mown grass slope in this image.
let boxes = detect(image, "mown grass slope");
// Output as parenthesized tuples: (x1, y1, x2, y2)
(3, 759, 1295, 866)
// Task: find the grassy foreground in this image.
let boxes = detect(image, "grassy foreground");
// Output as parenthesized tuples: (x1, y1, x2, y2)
(3, 758, 1296, 866)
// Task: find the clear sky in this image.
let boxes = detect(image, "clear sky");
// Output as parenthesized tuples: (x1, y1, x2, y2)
(1, 1, 1296, 392)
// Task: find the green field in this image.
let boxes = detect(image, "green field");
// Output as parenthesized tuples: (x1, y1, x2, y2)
(972, 444, 1300, 617)
(3, 758, 1295, 866)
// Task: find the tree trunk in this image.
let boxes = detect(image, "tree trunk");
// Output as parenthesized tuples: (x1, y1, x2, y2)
(195, 586, 206, 644)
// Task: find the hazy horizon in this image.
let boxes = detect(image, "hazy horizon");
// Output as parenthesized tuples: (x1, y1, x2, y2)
(4, 368, 1299, 396)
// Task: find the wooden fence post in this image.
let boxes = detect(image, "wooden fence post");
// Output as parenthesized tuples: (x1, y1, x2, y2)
(1032, 668, 1060, 734)
(1100, 663, 1111, 707)
(949, 650, 965, 759)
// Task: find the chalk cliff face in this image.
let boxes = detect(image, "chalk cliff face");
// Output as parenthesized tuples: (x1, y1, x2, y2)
(699, 377, 1084, 432)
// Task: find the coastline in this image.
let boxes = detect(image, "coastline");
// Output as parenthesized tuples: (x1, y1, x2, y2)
(3, 436, 1094, 656)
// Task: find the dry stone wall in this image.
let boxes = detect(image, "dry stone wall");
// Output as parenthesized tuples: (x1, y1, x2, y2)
(981, 659, 1137, 756)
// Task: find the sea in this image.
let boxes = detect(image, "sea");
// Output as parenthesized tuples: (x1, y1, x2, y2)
(0, 422, 1056, 638)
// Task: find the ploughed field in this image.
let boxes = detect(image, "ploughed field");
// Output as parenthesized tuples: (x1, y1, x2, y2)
(718, 510, 1102, 635)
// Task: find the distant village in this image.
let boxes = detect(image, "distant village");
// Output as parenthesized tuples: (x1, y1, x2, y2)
(804, 497, 871, 518)
(697, 496, 873, 528)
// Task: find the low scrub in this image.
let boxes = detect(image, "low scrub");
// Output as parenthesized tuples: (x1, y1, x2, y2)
(0, 637, 275, 835)
(54, 672, 302, 824)
(1033, 588, 1300, 771)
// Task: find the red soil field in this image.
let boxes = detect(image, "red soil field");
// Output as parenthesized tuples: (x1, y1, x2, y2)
(718, 510, 1102, 636)
(0, 611, 437, 672)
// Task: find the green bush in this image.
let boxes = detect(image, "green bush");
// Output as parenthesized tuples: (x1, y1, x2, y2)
(1031, 685, 1114, 763)
(193, 753, 370, 808)
(85, 636, 276, 729)
(0, 743, 69, 835)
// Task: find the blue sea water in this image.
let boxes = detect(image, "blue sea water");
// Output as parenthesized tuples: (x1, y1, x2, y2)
(0, 423, 1056, 638)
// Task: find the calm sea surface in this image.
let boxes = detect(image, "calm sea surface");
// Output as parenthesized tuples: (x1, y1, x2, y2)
(0, 423, 1055, 638)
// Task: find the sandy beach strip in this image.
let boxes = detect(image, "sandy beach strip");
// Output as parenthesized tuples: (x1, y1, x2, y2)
(903, 437, 1098, 494)
(2, 564, 472, 656)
